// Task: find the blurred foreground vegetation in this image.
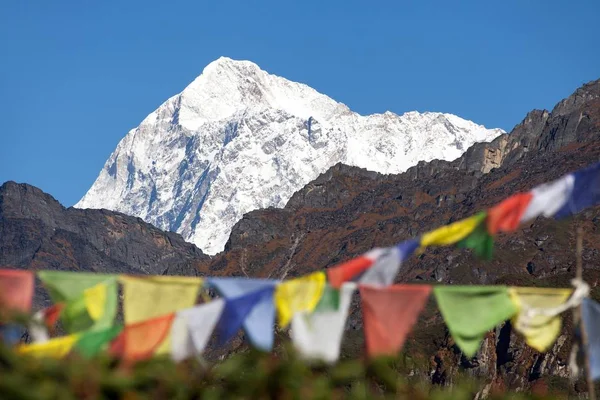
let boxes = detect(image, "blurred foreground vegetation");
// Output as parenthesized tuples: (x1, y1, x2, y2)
(0, 342, 575, 400)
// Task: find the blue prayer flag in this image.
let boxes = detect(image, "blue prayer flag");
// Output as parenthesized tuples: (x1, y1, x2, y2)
(555, 162, 600, 219)
(210, 279, 276, 350)
(581, 298, 600, 381)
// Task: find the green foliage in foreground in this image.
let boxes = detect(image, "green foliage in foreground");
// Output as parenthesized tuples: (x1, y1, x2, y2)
(0, 343, 572, 400)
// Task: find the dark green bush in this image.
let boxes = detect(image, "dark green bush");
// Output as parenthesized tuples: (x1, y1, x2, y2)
(0, 342, 570, 399)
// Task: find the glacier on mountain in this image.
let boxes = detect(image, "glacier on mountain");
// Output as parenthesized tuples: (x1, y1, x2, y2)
(76, 57, 504, 255)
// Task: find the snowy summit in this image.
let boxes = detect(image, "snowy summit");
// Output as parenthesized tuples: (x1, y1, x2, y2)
(76, 57, 504, 255)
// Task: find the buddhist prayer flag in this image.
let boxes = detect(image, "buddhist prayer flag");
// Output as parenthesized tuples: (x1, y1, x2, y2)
(19, 334, 80, 359)
(208, 278, 277, 351)
(60, 295, 94, 333)
(120, 275, 203, 324)
(38, 272, 117, 333)
(434, 286, 517, 358)
(38, 271, 115, 301)
(421, 213, 486, 247)
(0, 269, 34, 317)
(75, 325, 123, 359)
(509, 287, 572, 352)
(120, 275, 202, 355)
(360, 284, 431, 357)
(275, 271, 326, 327)
(555, 162, 600, 219)
(0, 324, 22, 346)
(582, 298, 600, 381)
(487, 193, 533, 234)
(521, 175, 574, 221)
(327, 249, 383, 288)
(215, 286, 275, 346)
(28, 303, 64, 343)
(314, 284, 341, 312)
(171, 299, 225, 362)
(457, 214, 494, 260)
(109, 313, 175, 362)
(291, 283, 356, 363)
(359, 240, 419, 287)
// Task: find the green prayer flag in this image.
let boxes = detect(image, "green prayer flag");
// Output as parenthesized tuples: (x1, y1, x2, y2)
(433, 286, 517, 358)
(38, 271, 115, 301)
(38, 271, 118, 333)
(457, 222, 494, 260)
(62, 295, 95, 333)
(314, 285, 340, 312)
(75, 325, 122, 358)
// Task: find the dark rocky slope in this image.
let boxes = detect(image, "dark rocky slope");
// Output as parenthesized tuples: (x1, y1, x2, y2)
(0, 182, 209, 308)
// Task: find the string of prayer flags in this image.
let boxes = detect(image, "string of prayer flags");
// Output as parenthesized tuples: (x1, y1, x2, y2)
(18, 334, 80, 359)
(208, 278, 277, 351)
(420, 212, 486, 247)
(215, 286, 275, 346)
(581, 298, 600, 381)
(327, 249, 384, 288)
(171, 299, 225, 362)
(360, 284, 431, 357)
(120, 275, 202, 355)
(487, 193, 533, 234)
(509, 287, 573, 352)
(109, 313, 175, 362)
(38, 272, 117, 333)
(358, 240, 419, 287)
(275, 271, 326, 328)
(6, 162, 600, 366)
(0, 269, 34, 318)
(290, 283, 356, 363)
(434, 286, 517, 358)
(521, 175, 574, 221)
(555, 162, 600, 219)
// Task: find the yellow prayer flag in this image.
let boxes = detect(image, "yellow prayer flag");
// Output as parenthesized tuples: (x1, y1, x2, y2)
(119, 275, 203, 355)
(84, 282, 107, 321)
(18, 334, 80, 359)
(275, 271, 326, 328)
(119, 275, 203, 324)
(509, 287, 572, 352)
(421, 213, 485, 247)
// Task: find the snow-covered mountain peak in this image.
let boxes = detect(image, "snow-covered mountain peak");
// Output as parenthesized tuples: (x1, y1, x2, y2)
(157, 56, 347, 131)
(77, 57, 504, 255)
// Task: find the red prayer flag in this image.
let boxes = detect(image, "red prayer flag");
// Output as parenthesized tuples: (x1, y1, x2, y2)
(109, 313, 175, 362)
(44, 303, 64, 333)
(327, 256, 374, 288)
(360, 284, 431, 357)
(487, 192, 533, 235)
(0, 269, 34, 317)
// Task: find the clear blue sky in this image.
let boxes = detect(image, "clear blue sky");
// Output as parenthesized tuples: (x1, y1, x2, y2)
(1, 0, 599, 207)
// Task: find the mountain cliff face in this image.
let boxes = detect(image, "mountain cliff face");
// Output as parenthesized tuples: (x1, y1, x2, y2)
(0, 182, 208, 308)
(193, 79, 600, 394)
(76, 57, 503, 255)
